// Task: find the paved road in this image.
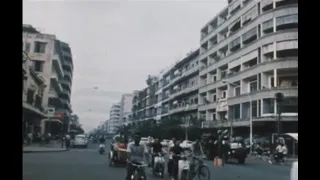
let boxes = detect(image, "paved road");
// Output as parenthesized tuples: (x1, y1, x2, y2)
(23, 141, 291, 180)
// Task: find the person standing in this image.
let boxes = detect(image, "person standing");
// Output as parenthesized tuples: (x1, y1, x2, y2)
(65, 133, 71, 149)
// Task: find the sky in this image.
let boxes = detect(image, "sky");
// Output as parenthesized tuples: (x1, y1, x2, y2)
(23, 0, 227, 132)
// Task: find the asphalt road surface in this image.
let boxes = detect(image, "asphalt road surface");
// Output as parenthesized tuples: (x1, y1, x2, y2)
(23, 141, 291, 180)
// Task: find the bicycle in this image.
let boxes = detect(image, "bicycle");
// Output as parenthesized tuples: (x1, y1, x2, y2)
(189, 156, 210, 180)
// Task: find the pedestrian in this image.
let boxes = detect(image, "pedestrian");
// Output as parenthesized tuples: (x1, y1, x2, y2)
(27, 132, 33, 145)
(65, 133, 71, 149)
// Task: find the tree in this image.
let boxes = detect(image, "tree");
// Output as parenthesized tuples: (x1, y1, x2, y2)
(146, 75, 158, 86)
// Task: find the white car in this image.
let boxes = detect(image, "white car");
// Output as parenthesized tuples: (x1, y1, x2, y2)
(73, 134, 88, 148)
(180, 140, 193, 149)
(290, 161, 298, 180)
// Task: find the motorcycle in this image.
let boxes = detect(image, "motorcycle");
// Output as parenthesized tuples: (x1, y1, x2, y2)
(268, 153, 286, 165)
(222, 137, 247, 164)
(152, 153, 165, 178)
(98, 144, 105, 154)
(131, 162, 148, 180)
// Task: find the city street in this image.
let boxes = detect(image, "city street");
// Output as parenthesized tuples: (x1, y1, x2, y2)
(23, 141, 291, 180)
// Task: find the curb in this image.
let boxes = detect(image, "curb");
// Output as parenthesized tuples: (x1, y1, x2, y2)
(23, 149, 70, 153)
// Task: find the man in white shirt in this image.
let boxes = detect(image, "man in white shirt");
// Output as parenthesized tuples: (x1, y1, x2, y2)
(126, 132, 149, 180)
(269, 141, 288, 164)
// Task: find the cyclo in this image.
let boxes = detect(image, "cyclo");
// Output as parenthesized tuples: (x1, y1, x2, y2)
(109, 134, 127, 166)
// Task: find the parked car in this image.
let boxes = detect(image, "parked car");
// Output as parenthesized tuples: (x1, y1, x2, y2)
(72, 134, 88, 148)
(180, 140, 193, 149)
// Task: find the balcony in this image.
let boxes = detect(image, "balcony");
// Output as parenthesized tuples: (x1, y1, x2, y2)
(199, 6, 298, 61)
(169, 67, 199, 87)
(198, 101, 217, 111)
(61, 89, 71, 99)
(227, 86, 298, 106)
(169, 104, 198, 114)
(170, 85, 199, 100)
(63, 60, 73, 70)
(64, 71, 73, 81)
(52, 54, 64, 78)
(60, 79, 71, 90)
(48, 90, 59, 98)
(50, 73, 63, 93)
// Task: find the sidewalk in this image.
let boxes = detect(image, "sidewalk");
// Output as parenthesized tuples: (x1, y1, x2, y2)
(23, 141, 69, 153)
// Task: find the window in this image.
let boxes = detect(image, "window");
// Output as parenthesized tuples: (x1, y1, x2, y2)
(263, 98, 274, 114)
(242, 27, 257, 44)
(212, 114, 216, 121)
(222, 91, 227, 99)
(262, 19, 273, 34)
(276, 14, 298, 31)
(249, 81, 258, 92)
(234, 86, 241, 96)
(213, 75, 217, 82)
(33, 60, 44, 72)
(282, 97, 298, 113)
(25, 42, 31, 52)
(212, 94, 217, 102)
(34, 41, 46, 53)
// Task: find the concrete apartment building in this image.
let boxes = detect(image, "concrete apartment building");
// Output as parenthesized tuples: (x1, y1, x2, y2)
(108, 103, 121, 133)
(198, 0, 298, 133)
(120, 94, 133, 125)
(23, 24, 74, 135)
(160, 50, 200, 124)
(23, 51, 47, 140)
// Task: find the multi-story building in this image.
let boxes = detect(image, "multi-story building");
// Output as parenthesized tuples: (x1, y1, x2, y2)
(198, 0, 298, 133)
(23, 51, 47, 139)
(160, 50, 200, 125)
(120, 94, 133, 125)
(23, 24, 74, 135)
(108, 103, 121, 133)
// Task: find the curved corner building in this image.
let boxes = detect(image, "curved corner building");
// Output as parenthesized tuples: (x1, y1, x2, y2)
(198, 0, 298, 133)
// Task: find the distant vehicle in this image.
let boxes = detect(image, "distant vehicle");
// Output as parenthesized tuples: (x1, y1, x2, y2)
(180, 140, 193, 149)
(72, 134, 88, 148)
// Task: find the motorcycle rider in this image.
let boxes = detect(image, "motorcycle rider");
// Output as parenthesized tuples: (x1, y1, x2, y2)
(126, 132, 149, 180)
(269, 139, 288, 164)
(151, 137, 164, 168)
(167, 137, 176, 176)
(170, 140, 185, 180)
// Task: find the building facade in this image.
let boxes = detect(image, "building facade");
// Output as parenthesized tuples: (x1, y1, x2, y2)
(120, 94, 133, 125)
(198, 0, 298, 133)
(128, 0, 298, 135)
(160, 50, 200, 125)
(23, 51, 47, 140)
(23, 24, 74, 135)
(108, 103, 121, 133)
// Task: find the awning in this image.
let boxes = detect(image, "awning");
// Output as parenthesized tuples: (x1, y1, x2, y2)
(284, 133, 298, 141)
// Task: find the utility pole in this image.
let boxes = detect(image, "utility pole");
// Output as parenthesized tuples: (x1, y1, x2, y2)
(274, 92, 284, 136)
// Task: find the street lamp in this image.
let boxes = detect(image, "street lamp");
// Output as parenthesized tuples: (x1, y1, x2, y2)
(222, 80, 253, 153)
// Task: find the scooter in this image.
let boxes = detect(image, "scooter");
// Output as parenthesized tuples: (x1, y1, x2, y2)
(131, 162, 148, 180)
(177, 154, 190, 180)
(99, 144, 105, 154)
(152, 153, 165, 178)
